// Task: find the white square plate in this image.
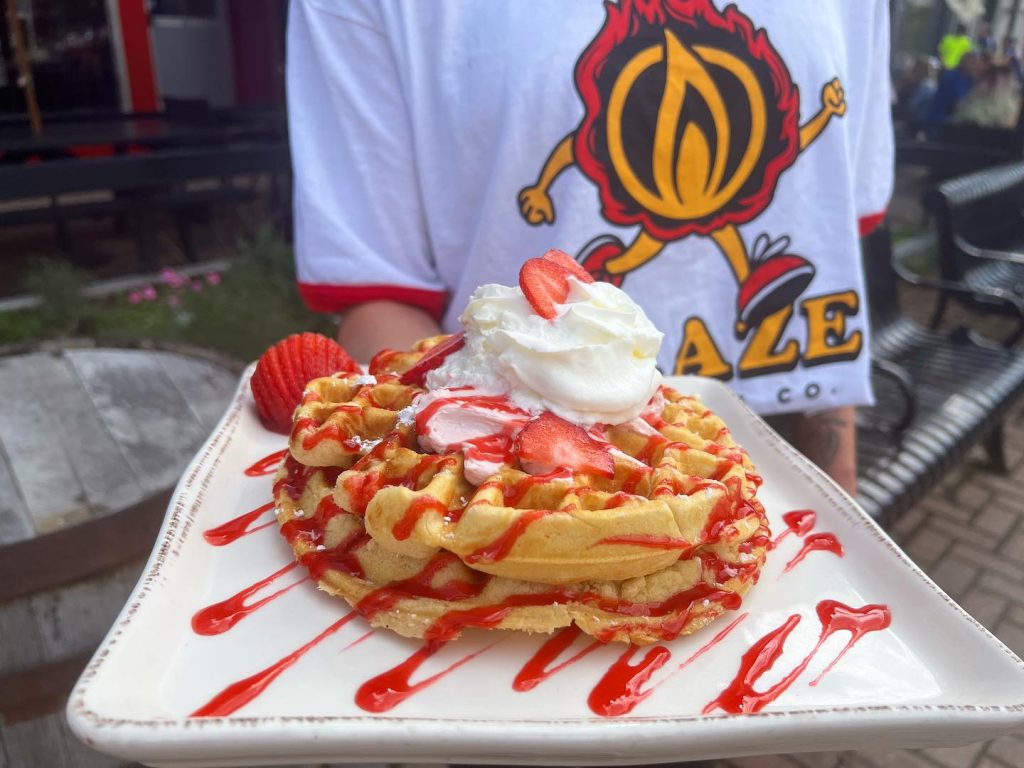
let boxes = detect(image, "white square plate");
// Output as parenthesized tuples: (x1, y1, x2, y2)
(68, 372, 1024, 767)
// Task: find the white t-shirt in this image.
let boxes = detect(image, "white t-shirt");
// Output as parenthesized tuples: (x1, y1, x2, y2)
(287, 0, 893, 416)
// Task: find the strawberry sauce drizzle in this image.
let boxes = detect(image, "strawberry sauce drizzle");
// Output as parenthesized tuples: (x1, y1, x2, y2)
(203, 502, 276, 546)
(354, 640, 496, 713)
(512, 626, 601, 692)
(669, 612, 748, 676)
(704, 599, 891, 713)
(191, 562, 303, 636)
(392, 495, 447, 541)
(587, 645, 672, 717)
(808, 601, 892, 686)
(702, 614, 810, 714)
(300, 532, 370, 581)
(191, 612, 357, 717)
(463, 508, 553, 564)
(592, 534, 691, 551)
(782, 533, 843, 574)
(773, 509, 817, 546)
(243, 449, 288, 477)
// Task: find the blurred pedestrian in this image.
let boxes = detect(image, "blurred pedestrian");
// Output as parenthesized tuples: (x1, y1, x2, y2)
(954, 62, 1020, 128)
(975, 20, 997, 56)
(1002, 35, 1023, 81)
(939, 23, 973, 69)
(926, 52, 986, 135)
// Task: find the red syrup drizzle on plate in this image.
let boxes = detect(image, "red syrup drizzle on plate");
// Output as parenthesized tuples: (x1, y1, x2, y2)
(585, 612, 749, 717)
(191, 562, 304, 636)
(243, 449, 288, 477)
(772, 509, 817, 546)
(808, 600, 892, 686)
(703, 599, 891, 714)
(781, 533, 843, 574)
(702, 613, 810, 714)
(656, 612, 749, 685)
(513, 626, 602, 692)
(354, 640, 498, 713)
(587, 645, 672, 717)
(190, 612, 357, 717)
(203, 501, 276, 546)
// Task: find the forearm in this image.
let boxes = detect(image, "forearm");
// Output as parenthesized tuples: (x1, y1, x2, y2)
(789, 406, 857, 495)
(338, 300, 443, 364)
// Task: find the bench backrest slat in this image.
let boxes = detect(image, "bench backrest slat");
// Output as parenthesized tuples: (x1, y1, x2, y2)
(925, 161, 1024, 282)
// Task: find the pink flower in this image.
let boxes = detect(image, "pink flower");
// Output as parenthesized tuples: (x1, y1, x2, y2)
(205, 272, 221, 286)
(129, 291, 142, 304)
(142, 286, 157, 301)
(191, 279, 204, 293)
(168, 294, 180, 308)
(160, 267, 187, 288)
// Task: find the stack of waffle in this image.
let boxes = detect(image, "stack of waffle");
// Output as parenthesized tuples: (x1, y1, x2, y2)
(275, 336, 768, 645)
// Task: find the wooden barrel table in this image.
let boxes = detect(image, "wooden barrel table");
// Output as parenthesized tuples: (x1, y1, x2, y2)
(0, 340, 241, 767)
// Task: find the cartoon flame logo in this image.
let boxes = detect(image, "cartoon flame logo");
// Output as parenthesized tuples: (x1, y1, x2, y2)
(574, 0, 800, 241)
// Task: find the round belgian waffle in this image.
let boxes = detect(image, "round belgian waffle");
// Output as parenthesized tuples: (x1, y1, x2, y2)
(275, 455, 767, 645)
(274, 338, 769, 645)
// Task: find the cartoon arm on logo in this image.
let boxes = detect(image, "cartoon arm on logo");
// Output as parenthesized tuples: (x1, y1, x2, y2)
(518, 1, 846, 335)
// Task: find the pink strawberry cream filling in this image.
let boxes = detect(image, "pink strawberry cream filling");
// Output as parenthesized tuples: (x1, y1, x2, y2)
(414, 389, 531, 484)
(410, 258, 667, 480)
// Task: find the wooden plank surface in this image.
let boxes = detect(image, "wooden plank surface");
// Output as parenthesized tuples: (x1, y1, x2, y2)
(66, 349, 210, 495)
(0, 354, 89, 534)
(0, 599, 45, 673)
(28, 560, 144, 664)
(0, 346, 238, 767)
(154, 351, 239, 429)
(0, 711, 129, 768)
(35, 352, 145, 515)
(0, 440, 32, 545)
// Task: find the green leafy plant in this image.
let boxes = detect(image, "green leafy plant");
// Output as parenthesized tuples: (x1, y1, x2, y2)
(1, 230, 336, 361)
(19, 258, 90, 336)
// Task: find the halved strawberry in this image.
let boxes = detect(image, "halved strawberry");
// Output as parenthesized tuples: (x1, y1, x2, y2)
(519, 258, 570, 319)
(399, 331, 466, 386)
(514, 411, 615, 477)
(250, 333, 359, 433)
(542, 248, 594, 284)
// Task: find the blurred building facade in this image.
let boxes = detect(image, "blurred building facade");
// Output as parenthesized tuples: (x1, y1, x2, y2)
(0, 0, 285, 115)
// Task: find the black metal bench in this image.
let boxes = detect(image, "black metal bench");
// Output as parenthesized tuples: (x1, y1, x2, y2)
(924, 162, 1024, 340)
(854, 224, 1024, 525)
(895, 109, 1024, 181)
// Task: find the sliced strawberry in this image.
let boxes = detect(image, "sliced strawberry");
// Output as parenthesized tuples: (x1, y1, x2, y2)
(542, 248, 594, 284)
(399, 332, 466, 386)
(519, 258, 570, 319)
(250, 333, 359, 433)
(514, 411, 615, 477)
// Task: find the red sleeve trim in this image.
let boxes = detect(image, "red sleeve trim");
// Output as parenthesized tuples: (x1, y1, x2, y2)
(858, 210, 886, 237)
(298, 283, 448, 320)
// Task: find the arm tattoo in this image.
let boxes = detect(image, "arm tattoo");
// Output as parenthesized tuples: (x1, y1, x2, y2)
(802, 412, 847, 468)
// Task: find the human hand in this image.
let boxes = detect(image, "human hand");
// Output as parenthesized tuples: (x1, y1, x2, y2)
(518, 185, 555, 225)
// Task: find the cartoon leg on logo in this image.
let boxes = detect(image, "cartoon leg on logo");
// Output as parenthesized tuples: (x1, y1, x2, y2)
(518, 0, 846, 336)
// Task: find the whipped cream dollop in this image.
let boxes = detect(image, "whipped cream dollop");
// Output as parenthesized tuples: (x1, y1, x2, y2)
(426, 278, 663, 425)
